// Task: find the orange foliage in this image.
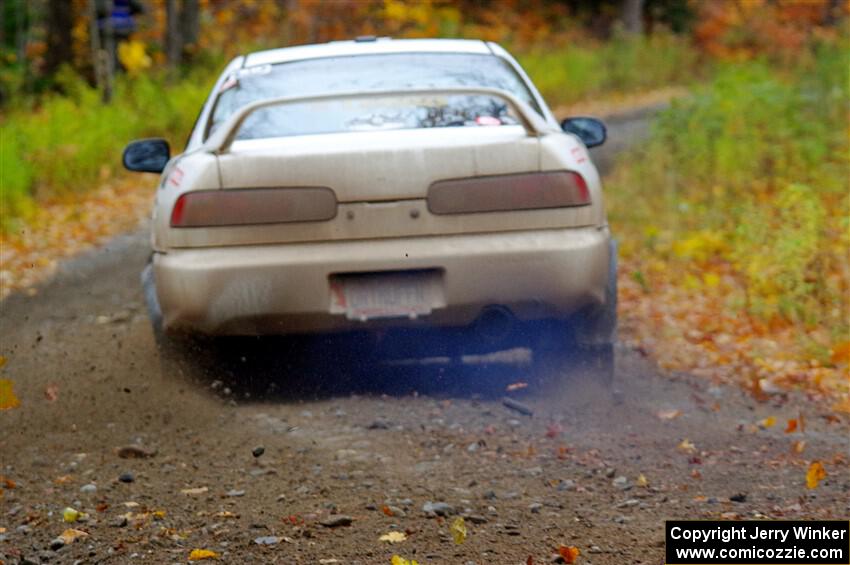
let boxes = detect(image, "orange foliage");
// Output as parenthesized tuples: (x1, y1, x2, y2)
(693, 0, 847, 63)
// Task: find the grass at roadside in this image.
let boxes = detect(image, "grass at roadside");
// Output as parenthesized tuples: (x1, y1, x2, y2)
(1, 69, 214, 231)
(519, 31, 701, 106)
(607, 44, 849, 404)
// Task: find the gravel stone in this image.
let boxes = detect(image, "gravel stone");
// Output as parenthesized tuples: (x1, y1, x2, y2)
(422, 501, 455, 516)
(612, 476, 631, 490)
(319, 515, 353, 528)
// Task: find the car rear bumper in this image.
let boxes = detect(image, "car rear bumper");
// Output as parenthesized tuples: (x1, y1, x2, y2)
(154, 227, 612, 335)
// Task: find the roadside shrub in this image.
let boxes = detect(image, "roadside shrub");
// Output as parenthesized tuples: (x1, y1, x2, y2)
(607, 44, 849, 338)
(0, 69, 213, 231)
(518, 30, 701, 107)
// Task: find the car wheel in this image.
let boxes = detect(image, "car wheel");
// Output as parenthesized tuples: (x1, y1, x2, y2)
(142, 261, 212, 381)
(533, 239, 618, 384)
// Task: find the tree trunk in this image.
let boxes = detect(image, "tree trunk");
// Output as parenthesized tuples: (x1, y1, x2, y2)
(621, 0, 644, 35)
(45, 0, 74, 75)
(179, 0, 199, 60)
(165, 0, 181, 69)
(822, 0, 842, 26)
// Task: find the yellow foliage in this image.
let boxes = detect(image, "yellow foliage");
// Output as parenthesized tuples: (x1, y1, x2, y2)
(391, 556, 419, 565)
(703, 272, 721, 288)
(188, 549, 219, 561)
(805, 461, 826, 489)
(450, 516, 467, 544)
(758, 416, 776, 428)
(117, 40, 152, 76)
(672, 230, 726, 261)
(0, 379, 20, 410)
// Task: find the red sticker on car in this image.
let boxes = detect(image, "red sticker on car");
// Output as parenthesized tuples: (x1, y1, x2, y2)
(167, 167, 184, 187)
(571, 146, 588, 163)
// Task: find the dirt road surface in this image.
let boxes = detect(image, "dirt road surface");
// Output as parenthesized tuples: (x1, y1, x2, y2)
(2, 112, 848, 564)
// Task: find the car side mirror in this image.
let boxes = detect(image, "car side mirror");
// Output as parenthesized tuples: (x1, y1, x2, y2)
(560, 117, 606, 148)
(123, 138, 170, 173)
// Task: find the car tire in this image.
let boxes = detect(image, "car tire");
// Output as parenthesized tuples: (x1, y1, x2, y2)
(142, 261, 211, 381)
(532, 239, 617, 384)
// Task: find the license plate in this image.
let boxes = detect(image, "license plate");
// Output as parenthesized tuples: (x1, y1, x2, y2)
(329, 270, 445, 321)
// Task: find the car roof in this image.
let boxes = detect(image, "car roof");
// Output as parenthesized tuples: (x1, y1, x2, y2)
(242, 38, 493, 68)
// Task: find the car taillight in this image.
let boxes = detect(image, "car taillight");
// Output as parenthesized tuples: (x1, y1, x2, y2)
(427, 171, 590, 215)
(170, 187, 337, 227)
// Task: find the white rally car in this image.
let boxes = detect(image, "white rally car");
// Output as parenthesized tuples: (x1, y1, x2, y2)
(123, 37, 616, 378)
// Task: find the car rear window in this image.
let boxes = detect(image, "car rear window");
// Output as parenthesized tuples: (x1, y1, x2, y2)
(206, 52, 540, 141)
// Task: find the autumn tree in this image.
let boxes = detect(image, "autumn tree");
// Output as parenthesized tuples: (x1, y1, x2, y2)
(45, 0, 75, 75)
(166, 0, 200, 69)
(621, 0, 644, 34)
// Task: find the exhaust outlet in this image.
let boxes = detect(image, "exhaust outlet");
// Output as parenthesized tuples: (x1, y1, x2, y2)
(474, 305, 515, 343)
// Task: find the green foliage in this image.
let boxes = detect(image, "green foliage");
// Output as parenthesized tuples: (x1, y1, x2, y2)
(1, 70, 213, 230)
(518, 30, 701, 106)
(608, 44, 849, 330)
(732, 183, 826, 322)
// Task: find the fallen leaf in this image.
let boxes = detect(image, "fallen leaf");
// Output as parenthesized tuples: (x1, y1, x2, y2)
(44, 384, 59, 402)
(830, 340, 850, 364)
(181, 486, 209, 495)
(0, 378, 21, 410)
(784, 419, 798, 433)
(758, 416, 776, 429)
(54, 475, 73, 484)
(59, 529, 89, 544)
(214, 511, 238, 519)
(381, 505, 394, 516)
(657, 409, 682, 420)
(188, 549, 219, 561)
(506, 381, 528, 392)
(791, 440, 806, 454)
(391, 556, 419, 565)
(832, 397, 850, 414)
(677, 439, 696, 454)
(379, 531, 407, 543)
(805, 461, 826, 489)
(63, 507, 82, 523)
(636, 473, 649, 487)
(2, 477, 15, 489)
(450, 516, 467, 544)
(0, 355, 6, 368)
(690, 468, 702, 479)
(558, 545, 581, 563)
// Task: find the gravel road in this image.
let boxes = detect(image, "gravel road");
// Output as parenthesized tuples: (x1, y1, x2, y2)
(1, 111, 847, 564)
